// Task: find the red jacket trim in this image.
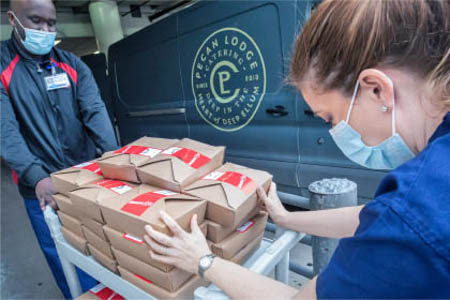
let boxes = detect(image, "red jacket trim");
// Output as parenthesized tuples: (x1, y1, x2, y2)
(1, 54, 20, 95)
(51, 58, 78, 85)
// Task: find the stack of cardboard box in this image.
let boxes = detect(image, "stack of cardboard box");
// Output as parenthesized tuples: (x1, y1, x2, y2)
(72, 179, 139, 273)
(185, 162, 271, 261)
(52, 137, 271, 298)
(52, 160, 104, 255)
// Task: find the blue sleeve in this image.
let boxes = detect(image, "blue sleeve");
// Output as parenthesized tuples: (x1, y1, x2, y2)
(316, 199, 449, 299)
(75, 56, 118, 153)
(0, 81, 49, 188)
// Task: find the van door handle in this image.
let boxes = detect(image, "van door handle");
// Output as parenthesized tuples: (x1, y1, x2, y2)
(266, 105, 288, 117)
(304, 109, 320, 119)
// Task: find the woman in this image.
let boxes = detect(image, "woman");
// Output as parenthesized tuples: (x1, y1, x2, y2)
(144, 0, 450, 298)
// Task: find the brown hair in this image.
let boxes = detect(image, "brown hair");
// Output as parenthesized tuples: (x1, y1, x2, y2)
(290, 0, 450, 107)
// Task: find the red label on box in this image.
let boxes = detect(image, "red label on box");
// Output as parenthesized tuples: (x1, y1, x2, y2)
(89, 283, 124, 300)
(134, 273, 152, 284)
(121, 190, 178, 216)
(162, 147, 211, 169)
(203, 171, 257, 195)
(73, 162, 102, 176)
(236, 221, 255, 233)
(94, 179, 133, 194)
(122, 233, 144, 244)
(115, 145, 162, 158)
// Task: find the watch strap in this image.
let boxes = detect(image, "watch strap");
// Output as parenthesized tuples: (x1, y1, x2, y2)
(198, 253, 216, 278)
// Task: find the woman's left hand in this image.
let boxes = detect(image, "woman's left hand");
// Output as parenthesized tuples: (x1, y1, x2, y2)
(144, 211, 211, 275)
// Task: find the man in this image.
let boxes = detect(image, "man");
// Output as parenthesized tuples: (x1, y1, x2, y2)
(1, 0, 118, 298)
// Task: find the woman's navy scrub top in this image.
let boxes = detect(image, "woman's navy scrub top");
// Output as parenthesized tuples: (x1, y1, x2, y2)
(316, 113, 450, 298)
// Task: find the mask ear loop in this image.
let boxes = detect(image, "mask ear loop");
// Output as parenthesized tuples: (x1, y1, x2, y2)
(346, 80, 360, 123)
(9, 11, 26, 42)
(386, 77, 396, 136)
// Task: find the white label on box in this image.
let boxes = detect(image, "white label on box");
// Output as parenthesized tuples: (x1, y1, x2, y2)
(236, 221, 255, 233)
(153, 190, 178, 196)
(203, 171, 225, 181)
(123, 233, 144, 244)
(139, 147, 162, 157)
(110, 184, 133, 194)
(162, 147, 182, 155)
(74, 162, 93, 168)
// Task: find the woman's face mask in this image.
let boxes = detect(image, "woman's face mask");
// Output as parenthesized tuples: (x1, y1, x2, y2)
(328, 79, 415, 170)
(10, 12, 56, 56)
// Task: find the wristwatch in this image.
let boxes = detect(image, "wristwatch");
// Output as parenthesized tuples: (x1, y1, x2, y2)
(198, 253, 216, 278)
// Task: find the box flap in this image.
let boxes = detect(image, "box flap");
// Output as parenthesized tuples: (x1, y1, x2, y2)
(103, 184, 202, 228)
(121, 185, 200, 216)
(71, 179, 136, 203)
(52, 170, 102, 190)
(137, 138, 225, 184)
(185, 163, 272, 209)
(99, 137, 179, 167)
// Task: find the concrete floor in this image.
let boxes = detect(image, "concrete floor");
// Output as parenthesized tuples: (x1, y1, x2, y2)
(1, 165, 64, 299)
(1, 164, 312, 299)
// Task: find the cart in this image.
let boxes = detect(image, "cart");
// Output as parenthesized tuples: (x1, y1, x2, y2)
(44, 206, 305, 299)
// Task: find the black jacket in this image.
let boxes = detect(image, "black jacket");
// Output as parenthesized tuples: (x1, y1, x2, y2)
(1, 37, 118, 198)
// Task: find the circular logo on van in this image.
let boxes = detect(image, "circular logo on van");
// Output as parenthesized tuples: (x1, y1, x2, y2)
(191, 27, 266, 132)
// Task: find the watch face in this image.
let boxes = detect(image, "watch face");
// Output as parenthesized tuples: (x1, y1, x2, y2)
(200, 257, 209, 268)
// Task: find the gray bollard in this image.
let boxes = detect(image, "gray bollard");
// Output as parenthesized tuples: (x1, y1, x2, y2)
(308, 178, 357, 275)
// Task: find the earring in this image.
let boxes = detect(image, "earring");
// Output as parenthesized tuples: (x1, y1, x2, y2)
(381, 105, 388, 112)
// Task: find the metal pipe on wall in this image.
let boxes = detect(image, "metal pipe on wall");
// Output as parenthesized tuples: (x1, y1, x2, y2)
(89, 0, 124, 56)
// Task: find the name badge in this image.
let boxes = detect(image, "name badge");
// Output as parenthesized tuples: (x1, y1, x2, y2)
(45, 73, 71, 90)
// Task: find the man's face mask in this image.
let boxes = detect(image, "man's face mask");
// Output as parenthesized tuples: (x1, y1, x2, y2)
(10, 12, 56, 56)
(329, 77, 415, 170)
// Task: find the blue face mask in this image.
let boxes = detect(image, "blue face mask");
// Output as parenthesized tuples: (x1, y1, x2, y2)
(329, 79, 415, 170)
(12, 12, 56, 56)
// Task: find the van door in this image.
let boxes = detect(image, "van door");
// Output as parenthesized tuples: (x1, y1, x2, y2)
(81, 53, 114, 126)
(108, 17, 188, 145)
(178, 1, 308, 193)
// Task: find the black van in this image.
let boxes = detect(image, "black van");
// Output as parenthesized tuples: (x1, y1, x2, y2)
(106, 0, 386, 205)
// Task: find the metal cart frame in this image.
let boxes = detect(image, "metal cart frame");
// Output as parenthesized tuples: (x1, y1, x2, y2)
(44, 206, 305, 299)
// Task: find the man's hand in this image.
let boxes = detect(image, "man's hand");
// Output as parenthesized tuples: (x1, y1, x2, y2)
(257, 182, 289, 226)
(35, 177, 57, 211)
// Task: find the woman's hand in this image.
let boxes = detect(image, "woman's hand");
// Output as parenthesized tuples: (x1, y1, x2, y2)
(257, 182, 289, 226)
(144, 211, 211, 275)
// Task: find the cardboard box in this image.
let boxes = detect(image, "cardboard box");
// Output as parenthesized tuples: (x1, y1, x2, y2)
(136, 138, 225, 192)
(61, 227, 89, 255)
(118, 266, 206, 299)
(58, 211, 84, 238)
(81, 217, 108, 241)
(211, 212, 267, 259)
(113, 248, 192, 292)
(82, 226, 114, 259)
(70, 179, 137, 223)
(230, 232, 264, 265)
(75, 283, 124, 300)
(88, 244, 118, 274)
(103, 223, 207, 272)
(97, 137, 179, 183)
(100, 184, 207, 238)
(207, 206, 260, 243)
(51, 160, 103, 196)
(53, 194, 83, 219)
(184, 162, 272, 227)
